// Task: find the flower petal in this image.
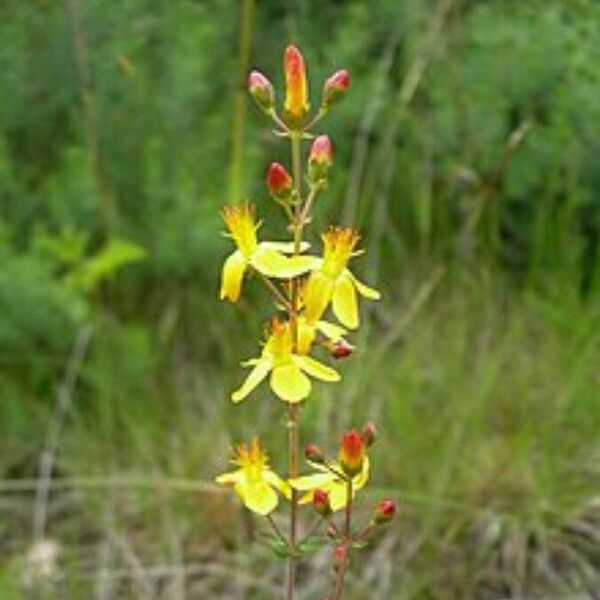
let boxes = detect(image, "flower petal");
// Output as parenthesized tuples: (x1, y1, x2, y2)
(231, 357, 272, 403)
(315, 320, 347, 341)
(270, 362, 311, 403)
(332, 274, 359, 329)
(251, 246, 315, 278)
(328, 481, 352, 512)
(304, 271, 335, 323)
(220, 251, 247, 302)
(353, 456, 370, 491)
(263, 469, 292, 499)
(349, 271, 381, 300)
(293, 355, 340, 382)
(297, 319, 316, 355)
(260, 241, 310, 254)
(215, 469, 244, 485)
(288, 472, 335, 491)
(236, 480, 279, 515)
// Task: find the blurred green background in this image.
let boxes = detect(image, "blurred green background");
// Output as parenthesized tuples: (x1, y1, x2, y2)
(1, 0, 599, 598)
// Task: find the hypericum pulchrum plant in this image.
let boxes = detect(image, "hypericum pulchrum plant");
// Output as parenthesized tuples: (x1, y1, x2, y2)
(216, 45, 396, 600)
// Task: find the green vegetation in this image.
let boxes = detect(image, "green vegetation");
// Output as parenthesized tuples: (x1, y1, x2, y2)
(1, 0, 598, 598)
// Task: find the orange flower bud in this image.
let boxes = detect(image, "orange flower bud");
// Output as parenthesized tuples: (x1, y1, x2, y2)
(266, 162, 292, 200)
(322, 69, 350, 108)
(312, 489, 331, 516)
(248, 70, 274, 112)
(308, 135, 333, 183)
(362, 422, 377, 447)
(373, 499, 396, 524)
(330, 339, 354, 359)
(332, 544, 348, 571)
(305, 443, 325, 464)
(338, 429, 364, 476)
(284, 45, 309, 124)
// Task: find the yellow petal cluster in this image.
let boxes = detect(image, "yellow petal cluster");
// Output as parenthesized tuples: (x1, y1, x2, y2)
(215, 438, 290, 515)
(220, 205, 313, 302)
(232, 318, 340, 404)
(303, 227, 380, 329)
(289, 457, 370, 512)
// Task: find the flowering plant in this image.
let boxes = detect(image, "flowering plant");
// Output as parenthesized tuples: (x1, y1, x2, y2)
(216, 45, 395, 600)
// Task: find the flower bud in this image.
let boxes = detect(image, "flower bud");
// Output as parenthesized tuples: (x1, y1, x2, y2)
(332, 544, 348, 572)
(284, 45, 309, 124)
(322, 69, 350, 108)
(266, 162, 292, 200)
(362, 422, 377, 447)
(330, 339, 354, 359)
(373, 499, 396, 525)
(305, 443, 325, 464)
(308, 135, 333, 183)
(312, 489, 331, 516)
(248, 70, 274, 112)
(338, 429, 365, 477)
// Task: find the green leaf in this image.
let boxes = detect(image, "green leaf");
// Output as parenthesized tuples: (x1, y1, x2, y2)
(65, 238, 146, 293)
(351, 540, 372, 552)
(296, 537, 328, 556)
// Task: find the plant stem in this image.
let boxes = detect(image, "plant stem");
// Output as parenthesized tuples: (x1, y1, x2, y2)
(299, 516, 325, 545)
(304, 107, 327, 131)
(344, 478, 353, 538)
(255, 270, 292, 311)
(285, 129, 304, 600)
(267, 514, 289, 547)
(228, 0, 254, 205)
(332, 479, 353, 600)
(64, 0, 112, 237)
(299, 184, 320, 224)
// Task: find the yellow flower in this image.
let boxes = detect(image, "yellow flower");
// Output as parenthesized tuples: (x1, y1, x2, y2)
(289, 456, 370, 512)
(216, 438, 290, 515)
(303, 227, 380, 329)
(232, 318, 340, 404)
(220, 204, 313, 302)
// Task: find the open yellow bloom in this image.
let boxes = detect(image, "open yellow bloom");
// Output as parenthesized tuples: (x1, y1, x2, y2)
(216, 438, 290, 515)
(303, 227, 380, 329)
(289, 457, 370, 512)
(220, 205, 313, 302)
(232, 318, 340, 404)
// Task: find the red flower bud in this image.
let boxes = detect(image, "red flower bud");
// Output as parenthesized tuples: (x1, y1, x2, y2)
(362, 422, 377, 447)
(338, 429, 365, 476)
(266, 162, 292, 200)
(305, 443, 325, 464)
(312, 489, 331, 516)
(284, 45, 309, 124)
(332, 544, 348, 571)
(248, 70, 274, 112)
(308, 135, 333, 183)
(330, 339, 354, 359)
(322, 69, 350, 108)
(373, 499, 396, 524)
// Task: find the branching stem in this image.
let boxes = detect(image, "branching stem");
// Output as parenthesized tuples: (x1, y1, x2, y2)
(285, 129, 304, 600)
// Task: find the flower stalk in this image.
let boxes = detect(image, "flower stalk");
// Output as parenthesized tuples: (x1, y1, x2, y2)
(215, 44, 390, 600)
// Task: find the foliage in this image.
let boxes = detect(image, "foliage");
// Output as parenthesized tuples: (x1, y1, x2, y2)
(0, 0, 598, 597)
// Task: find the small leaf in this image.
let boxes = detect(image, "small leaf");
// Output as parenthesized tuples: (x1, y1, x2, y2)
(351, 540, 372, 552)
(297, 537, 328, 556)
